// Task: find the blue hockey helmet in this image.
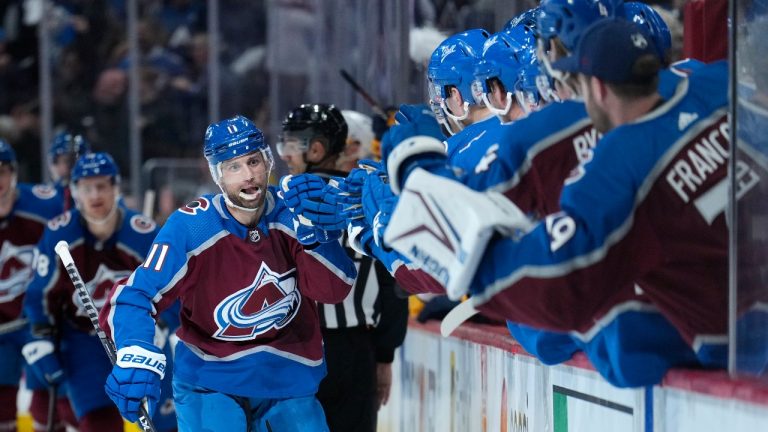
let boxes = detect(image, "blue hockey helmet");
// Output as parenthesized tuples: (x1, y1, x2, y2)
(427, 29, 489, 109)
(0, 139, 17, 167)
(502, 7, 540, 49)
(71, 152, 119, 184)
(49, 132, 91, 162)
(204, 115, 273, 181)
(537, 0, 623, 52)
(472, 32, 535, 115)
(623, 2, 671, 62)
(514, 63, 557, 114)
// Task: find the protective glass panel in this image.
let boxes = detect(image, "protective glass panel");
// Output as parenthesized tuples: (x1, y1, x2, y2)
(734, 0, 768, 380)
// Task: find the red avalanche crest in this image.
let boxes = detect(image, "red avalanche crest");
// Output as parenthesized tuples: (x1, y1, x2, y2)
(213, 262, 300, 341)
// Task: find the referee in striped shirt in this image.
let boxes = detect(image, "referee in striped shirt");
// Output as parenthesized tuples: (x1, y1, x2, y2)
(279, 104, 409, 432)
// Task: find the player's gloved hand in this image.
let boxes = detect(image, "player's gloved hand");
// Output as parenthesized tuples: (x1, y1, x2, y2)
(307, 168, 368, 229)
(22, 337, 64, 386)
(347, 219, 402, 273)
(279, 174, 343, 245)
(105, 340, 165, 422)
(357, 159, 384, 173)
(380, 104, 445, 169)
(279, 174, 325, 213)
(362, 172, 399, 248)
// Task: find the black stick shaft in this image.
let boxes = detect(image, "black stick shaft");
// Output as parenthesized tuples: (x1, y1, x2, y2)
(339, 69, 389, 120)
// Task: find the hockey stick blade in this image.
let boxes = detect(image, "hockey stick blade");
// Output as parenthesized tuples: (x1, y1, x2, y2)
(54, 241, 158, 432)
(440, 300, 479, 337)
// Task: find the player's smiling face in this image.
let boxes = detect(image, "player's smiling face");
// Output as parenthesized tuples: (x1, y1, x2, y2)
(219, 150, 270, 210)
(75, 175, 117, 220)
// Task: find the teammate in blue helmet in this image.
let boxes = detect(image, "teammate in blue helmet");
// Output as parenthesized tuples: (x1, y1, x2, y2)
(536, 0, 623, 98)
(70, 152, 121, 226)
(501, 7, 539, 51)
(472, 31, 537, 123)
(514, 62, 558, 115)
(204, 114, 274, 215)
(24, 149, 163, 431)
(99, 114, 356, 431)
(49, 132, 91, 183)
(0, 139, 16, 166)
(623, 2, 672, 64)
(427, 29, 490, 135)
(0, 138, 68, 431)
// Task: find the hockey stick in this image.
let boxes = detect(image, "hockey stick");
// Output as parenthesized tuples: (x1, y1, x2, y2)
(339, 69, 389, 120)
(46, 384, 57, 432)
(142, 189, 156, 218)
(0, 317, 28, 335)
(440, 300, 479, 337)
(53, 241, 157, 432)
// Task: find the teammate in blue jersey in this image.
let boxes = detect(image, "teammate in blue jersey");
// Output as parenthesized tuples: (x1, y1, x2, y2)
(99, 115, 356, 432)
(382, 11, 729, 388)
(23, 152, 162, 431)
(47, 132, 91, 211)
(0, 140, 66, 430)
(390, 19, 732, 387)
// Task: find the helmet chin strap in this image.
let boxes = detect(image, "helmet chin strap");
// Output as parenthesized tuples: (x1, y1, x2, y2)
(482, 92, 513, 118)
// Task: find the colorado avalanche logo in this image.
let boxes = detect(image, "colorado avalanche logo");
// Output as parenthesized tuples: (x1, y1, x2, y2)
(0, 242, 35, 302)
(71, 264, 131, 317)
(213, 263, 300, 341)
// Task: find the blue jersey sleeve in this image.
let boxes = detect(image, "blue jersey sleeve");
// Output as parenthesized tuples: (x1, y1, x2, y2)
(469, 128, 658, 327)
(101, 210, 190, 348)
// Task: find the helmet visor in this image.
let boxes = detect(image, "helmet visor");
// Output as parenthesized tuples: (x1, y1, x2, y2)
(276, 135, 308, 157)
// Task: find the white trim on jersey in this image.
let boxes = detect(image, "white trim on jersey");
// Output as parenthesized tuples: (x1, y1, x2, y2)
(181, 339, 323, 366)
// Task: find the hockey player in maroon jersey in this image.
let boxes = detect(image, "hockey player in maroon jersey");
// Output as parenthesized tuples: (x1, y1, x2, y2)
(101, 115, 357, 431)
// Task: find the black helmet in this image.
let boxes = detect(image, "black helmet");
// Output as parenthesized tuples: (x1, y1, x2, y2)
(281, 104, 348, 155)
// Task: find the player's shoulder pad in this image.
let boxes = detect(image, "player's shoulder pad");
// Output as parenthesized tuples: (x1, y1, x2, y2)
(687, 60, 728, 106)
(162, 194, 228, 250)
(16, 183, 63, 219)
(123, 209, 158, 235)
(516, 101, 589, 140)
(46, 209, 76, 232)
(40, 210, 83, 250)
(29, 183, 58, 200)
(177, 195, 214, 217)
